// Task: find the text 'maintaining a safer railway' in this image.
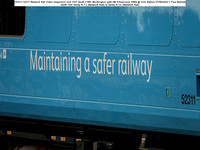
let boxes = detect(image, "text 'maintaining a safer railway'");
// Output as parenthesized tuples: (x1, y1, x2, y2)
(30, 50, 153, 82)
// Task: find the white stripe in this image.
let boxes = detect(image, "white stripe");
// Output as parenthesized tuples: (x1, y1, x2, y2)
(0, 93, 73, 102)
(1, 47, 200, 58)
(0, 93, 200, 113)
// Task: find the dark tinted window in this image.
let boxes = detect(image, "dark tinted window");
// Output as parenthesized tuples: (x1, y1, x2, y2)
(0, 0, 25, 36)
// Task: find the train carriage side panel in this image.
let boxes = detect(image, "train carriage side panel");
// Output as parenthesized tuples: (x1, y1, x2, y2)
(0, 1, 200, 137)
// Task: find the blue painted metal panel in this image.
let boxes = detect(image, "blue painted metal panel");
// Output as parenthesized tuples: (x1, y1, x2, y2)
(178, 2, 200, 47)
(31, 7, 72, 43)
(76, 8, 120, 44)
(124, 7, 173, 46)
(0, 94, 76, 124)
(74, 100, 200, 136)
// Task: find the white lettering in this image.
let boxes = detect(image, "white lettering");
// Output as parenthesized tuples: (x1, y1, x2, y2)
(30, 50, 37, 70)
(147, 60, 153, 82)
(30, 51, 153, 82)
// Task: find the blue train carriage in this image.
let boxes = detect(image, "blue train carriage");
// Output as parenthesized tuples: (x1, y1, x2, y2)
(0, 0, 200, 149)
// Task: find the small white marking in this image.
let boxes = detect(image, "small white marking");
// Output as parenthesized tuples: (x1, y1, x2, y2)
(3, 49, 6, 59)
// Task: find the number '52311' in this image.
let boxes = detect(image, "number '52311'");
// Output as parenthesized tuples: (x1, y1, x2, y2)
(181, 94, 196, 105)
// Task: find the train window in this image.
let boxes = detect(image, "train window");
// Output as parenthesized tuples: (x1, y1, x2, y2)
(0, 0, 25, 36)
(31, 7, 71, 43)
(124, 8, 173, 46)
(76, 8, 120, 44)
(178, 4, 200, 47)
